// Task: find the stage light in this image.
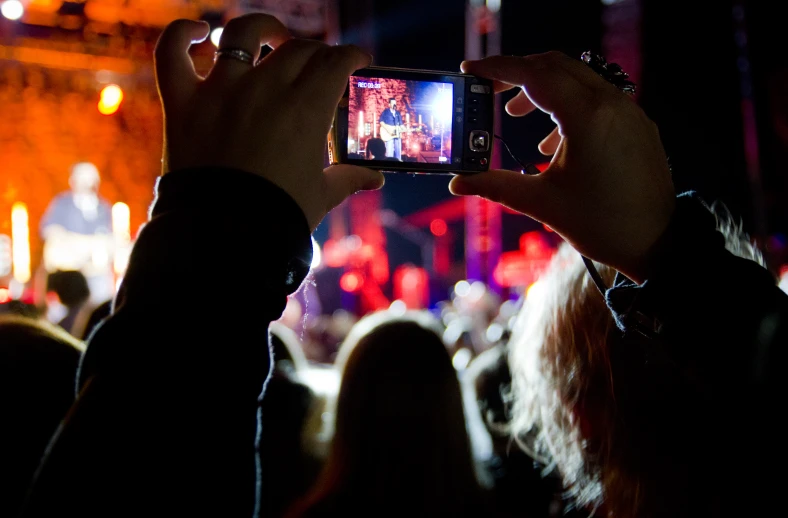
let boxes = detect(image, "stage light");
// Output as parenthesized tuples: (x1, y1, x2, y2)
(112, 202, 131, 241)
(468, 281, 486, 302)
(430, 218, 448, 237)
(11, 202, 30, 284)
(486, 322, 504, 343)
(210, 27, 223, 47)
(344, 234, 362, 252)
(0, 287, 10, 304)
(1, 0, 24, 21)
(454, 280, 471, 297)
(98, 84, 124, 115)
(339, 271, 364, 292)
(112, 202, 131, 275)
(0, 234, 11, 277)
(433, 84, 454, 123)
(486, 0, 501, 13)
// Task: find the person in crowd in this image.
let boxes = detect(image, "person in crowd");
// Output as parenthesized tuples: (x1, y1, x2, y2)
(0, 315, 84, 517)
(365, 137, 386, 160)
(462, 344, 571, 518)
(507, 215, 770, 517)
(40, 162, 114, 304)
(45, 270, 91, 335)
(291, 310, 490, 517)
(447, 53, 788, 517)
(21, 15, 385, 518)
(20, 15, 787, 518)
(259, 322, 324, 518)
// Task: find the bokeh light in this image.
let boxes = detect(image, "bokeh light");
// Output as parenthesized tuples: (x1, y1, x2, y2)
(210, 27, 223, 47)
(1, 1, 24, 21)
(98, 84, 124, 115)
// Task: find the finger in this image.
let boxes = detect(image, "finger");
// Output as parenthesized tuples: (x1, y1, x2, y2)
(538, 127, 561, 155)
(210, 14, 292, 82)
(449, 169, 554, 223)
(323, 164, 385, 213)
(460, 54, 595, 128)
(251, 38, 327, 85)
(461, 62, 515, 94)
(491, 79, 518, 94)
(505, 89, 537, 117)
(154, 19, 210, 109)
(295, 45, 373, 127)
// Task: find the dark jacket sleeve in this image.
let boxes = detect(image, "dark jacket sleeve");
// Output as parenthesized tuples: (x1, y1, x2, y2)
(605, 191, 787, 515)
(606, 191, 787, 391)
(22, 168, 312, 518)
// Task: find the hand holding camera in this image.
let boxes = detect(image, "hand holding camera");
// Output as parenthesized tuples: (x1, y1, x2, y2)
(450, 53, 676, 283)
(155, 14, 384, 230)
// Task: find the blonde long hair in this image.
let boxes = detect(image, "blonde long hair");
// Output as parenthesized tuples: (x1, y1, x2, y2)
(508, 212, 767, 517)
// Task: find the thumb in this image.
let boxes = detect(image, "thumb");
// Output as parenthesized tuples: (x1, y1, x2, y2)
(154, 19, 210, 109)
(323, 165, 385, 212)
(449, 169, 553, 222)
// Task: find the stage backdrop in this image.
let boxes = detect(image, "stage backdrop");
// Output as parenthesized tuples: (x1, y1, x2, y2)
(0, 64, 161, 276)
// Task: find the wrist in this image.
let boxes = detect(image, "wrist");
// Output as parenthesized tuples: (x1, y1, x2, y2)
(625, 192, 718, 284)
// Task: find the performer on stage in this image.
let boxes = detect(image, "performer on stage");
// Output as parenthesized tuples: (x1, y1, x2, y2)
(40, 162, 115, 304)
(379, 98, 404, 160)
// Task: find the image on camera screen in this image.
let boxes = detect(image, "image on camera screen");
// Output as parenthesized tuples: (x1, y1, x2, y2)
(347, 76, 454, 164)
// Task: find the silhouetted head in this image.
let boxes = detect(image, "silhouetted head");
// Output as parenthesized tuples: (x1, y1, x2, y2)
(366, 138, 386, 160)
(0, 315, 84, 516)
(296, 311, 485, 516)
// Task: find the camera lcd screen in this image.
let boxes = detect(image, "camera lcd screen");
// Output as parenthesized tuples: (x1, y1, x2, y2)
(347, 76, 455, 165)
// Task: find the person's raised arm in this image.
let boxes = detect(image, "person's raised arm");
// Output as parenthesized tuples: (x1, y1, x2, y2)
(23, 14, 382, 518)
(450, 52, 787, 362)
(451, 52, 676, 284)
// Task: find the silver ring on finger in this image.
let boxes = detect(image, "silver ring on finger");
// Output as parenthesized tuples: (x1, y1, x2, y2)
(214, 48, 255, 66)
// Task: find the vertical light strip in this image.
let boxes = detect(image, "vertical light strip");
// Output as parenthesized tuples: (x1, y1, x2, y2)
(11, 202, 30, 284)
(112, 202, 131, 275)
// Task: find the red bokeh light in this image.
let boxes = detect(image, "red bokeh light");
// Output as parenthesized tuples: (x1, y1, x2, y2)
(323, 239, 347, 268)
(430, 218, 448, 237)
(340, 271, 364, 292)
(393, 266, 429, 309)
(0, 288, 10, 304)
